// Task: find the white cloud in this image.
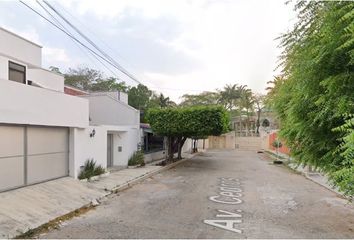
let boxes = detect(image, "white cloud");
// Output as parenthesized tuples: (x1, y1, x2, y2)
(42, 47, 71, 65)
(5, 0, 296, 101)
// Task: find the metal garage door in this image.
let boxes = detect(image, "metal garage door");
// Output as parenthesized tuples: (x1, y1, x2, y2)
(0, 126, 25, 192)
(0, 125, 69, 192)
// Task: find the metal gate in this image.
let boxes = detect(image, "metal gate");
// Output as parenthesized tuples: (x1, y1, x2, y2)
(0, 125, 69, 192)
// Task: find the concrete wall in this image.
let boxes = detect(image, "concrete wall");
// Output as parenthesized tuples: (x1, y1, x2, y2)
(69, 127, 107, 179)
(144, 150, 167, 163)
(27, 68, 64, 92)
(69, 125, 140, 178)
(82, 94, 139, 126)
(0, 28, 41, 67)
(111, 127, 140, 166)
(209, 132, 235, 149)
(235, 136, 262, 151)
(0, 79, 89, 128)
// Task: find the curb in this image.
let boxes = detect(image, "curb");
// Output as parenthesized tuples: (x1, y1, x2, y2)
(110, 156, 192, 193)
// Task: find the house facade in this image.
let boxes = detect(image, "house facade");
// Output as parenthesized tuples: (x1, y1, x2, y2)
(0, 27, 140, 192)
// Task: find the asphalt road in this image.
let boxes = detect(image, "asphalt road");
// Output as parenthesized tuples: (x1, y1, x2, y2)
(41, 150, 354, 239)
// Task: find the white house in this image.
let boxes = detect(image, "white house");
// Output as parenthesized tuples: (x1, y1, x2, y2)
(0, 27, 140, 192)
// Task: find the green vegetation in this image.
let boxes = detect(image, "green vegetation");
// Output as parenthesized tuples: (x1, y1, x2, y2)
(64, 67, 128, 92)
(78, 159, 105, 180)
(128, 151, 145, 166)
(147, 106, 230, 161)
(268, 1, 354, 197)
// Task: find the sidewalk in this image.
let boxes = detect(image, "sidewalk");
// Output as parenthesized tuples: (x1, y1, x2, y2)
(0, 154, 194, 238)
(264, 150, 343, 197)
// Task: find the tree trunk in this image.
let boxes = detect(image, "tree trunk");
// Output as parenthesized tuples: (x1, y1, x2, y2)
(256, 109, 261, 134)
(192, 139, 198, 153)
(167, 136, 174, 162)
(177, 137, 187, 160)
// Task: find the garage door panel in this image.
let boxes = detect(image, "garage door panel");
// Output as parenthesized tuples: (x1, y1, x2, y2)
(27, 152, 68, 184)
(27, 127, 68, 154)
(0, 126, 24, 157)
(0, 156, 24, 191)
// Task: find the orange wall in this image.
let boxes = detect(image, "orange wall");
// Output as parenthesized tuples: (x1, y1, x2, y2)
(269, 132, 290, 155)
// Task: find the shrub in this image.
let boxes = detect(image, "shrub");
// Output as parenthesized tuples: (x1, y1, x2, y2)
(272, 139, 282, 149)
(78, 159, 105, 180)
(128, 151, 145, 166)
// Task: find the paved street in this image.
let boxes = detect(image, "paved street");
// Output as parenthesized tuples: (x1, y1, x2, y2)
(41, 150, 354, 239)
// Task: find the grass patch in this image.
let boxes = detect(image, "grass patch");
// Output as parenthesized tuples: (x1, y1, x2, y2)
(128, 151, 145, 166)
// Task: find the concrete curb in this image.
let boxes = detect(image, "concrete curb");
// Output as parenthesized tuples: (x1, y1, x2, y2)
(110, 157, 191, 194)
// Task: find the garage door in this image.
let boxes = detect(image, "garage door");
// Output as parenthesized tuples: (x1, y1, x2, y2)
(0, 125, 69, 192)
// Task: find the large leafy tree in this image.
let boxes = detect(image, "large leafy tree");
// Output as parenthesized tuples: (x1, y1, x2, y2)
(151, 93, 177, 108)
(180, 91, 220, 106)
(270, 1, 354, 197)
(147, 106, 230, 161)
(128, 84, 154, 111)
(64, 67, 128, 92)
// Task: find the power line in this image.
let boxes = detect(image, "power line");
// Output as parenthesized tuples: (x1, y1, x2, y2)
(51, 1, 149, 83)
(35, 0, 120, 78)
(42, 0, 142, 85)
(19, 0, 142, 85)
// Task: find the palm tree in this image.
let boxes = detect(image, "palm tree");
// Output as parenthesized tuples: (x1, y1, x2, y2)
(236, 85, 252, 135)
(218, 84, 241, 110)
(253, 94, 265, 134)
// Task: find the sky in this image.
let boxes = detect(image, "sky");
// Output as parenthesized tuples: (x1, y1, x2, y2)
(0, 0, 296, 102)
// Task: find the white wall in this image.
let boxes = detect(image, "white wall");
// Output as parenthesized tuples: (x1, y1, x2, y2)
(144, 150, 167, 163)
(82, 94, 139, 126)
(27, 68, 64, 92)
(0, 79, 89, 128)
(0, 28, 41, 67)
(111, 127, 140, 166)
(69, 127, 107, 178)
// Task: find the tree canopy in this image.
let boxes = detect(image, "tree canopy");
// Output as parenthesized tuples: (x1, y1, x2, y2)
(64, 67, 128, 92)
(268, 1, 354, 197)
(147, 106, 230, 160)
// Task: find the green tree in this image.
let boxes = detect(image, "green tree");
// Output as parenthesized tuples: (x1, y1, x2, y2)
(180, 91, 220, 106)
(218, 84, 241, 110)
(146, 106, 230, 161)
(90, 77, 128, 92)
(64, 67, 128, 92)
(151, 93, 177, 108)
(128, 84, 154, 111)
(270, 1, 354, 196)
(49, 66, 62, 74)
(254, 94, 265, 134)
(64, 67, 104, 90)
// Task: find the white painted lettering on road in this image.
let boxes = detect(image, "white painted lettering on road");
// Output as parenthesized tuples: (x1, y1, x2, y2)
(209, 195, 242, 204)
(216, 209, 242, 218)
(203, 219, 242, 233)
(204, 177, 244, 234)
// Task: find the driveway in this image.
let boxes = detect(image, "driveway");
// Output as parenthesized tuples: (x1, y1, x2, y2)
(41, 150, 354, 239)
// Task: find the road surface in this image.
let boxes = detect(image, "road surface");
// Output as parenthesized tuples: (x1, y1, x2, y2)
(41, 150, 354, 239)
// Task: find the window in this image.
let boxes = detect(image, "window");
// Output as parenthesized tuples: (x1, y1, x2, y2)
(9, 61, 26, 84)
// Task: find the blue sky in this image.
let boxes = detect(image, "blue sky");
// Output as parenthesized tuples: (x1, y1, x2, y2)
(0, 0, 295, 102)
